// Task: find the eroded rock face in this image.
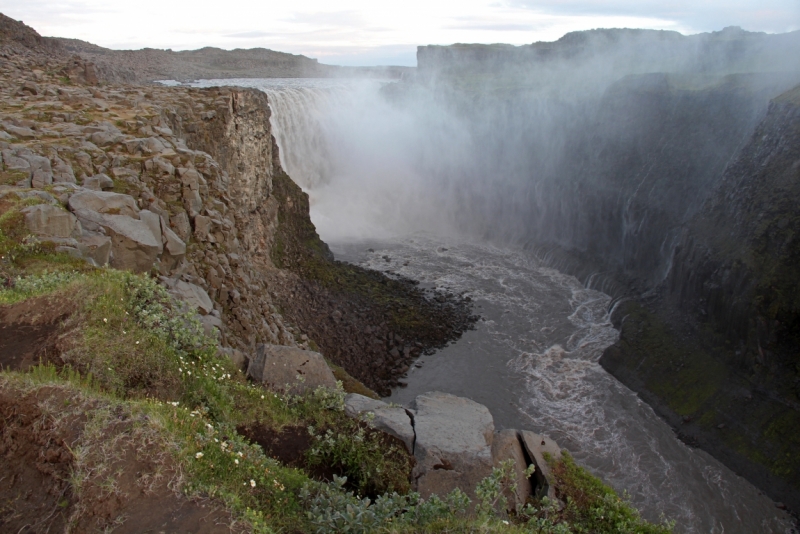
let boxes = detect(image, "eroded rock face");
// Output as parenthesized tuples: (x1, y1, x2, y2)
(247, 344, 337, 394)
(410, 391, 495, 500)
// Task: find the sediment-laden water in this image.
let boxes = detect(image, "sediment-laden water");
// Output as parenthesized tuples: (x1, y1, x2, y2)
(187, 77, 795, 533)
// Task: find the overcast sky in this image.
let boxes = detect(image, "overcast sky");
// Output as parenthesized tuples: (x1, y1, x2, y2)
(2, 1, 798, 66)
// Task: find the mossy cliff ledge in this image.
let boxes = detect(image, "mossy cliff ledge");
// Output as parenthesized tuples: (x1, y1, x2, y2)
(601, 84, 800, 514)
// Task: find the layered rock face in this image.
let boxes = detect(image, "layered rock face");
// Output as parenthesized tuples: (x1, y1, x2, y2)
(0, 14, 473, 401)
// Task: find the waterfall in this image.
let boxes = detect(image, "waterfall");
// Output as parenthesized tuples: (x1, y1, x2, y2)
(261, 86, 338, 191)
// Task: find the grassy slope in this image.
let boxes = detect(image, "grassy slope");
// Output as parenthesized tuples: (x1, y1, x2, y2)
(1, 193, 671, 532)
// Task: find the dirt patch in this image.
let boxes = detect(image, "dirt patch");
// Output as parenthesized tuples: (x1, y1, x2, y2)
(0, 384, 237, 533)
(237, 423, 338, 480)
(0, 294, 75, 371)
(238, 421, 414, 497)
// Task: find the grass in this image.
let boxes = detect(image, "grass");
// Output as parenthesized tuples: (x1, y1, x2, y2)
(0, 201, 673, 532)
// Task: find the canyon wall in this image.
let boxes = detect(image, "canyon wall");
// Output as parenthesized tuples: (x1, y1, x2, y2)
(415, 30, 800, 511)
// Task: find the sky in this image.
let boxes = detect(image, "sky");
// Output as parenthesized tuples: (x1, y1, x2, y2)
(1, 0, 798, 66)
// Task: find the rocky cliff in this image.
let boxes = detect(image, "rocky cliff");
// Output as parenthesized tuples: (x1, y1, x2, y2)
(601, 84, 800, 512)
(415, 29, 800, 515)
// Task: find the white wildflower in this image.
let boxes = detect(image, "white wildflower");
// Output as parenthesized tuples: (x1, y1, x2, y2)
(250, 479, 256, 488)
(195, 452, 203, 459)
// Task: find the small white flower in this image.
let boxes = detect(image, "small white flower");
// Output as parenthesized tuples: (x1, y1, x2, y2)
(260, 395, 264, 399)
(135, 341, 140, 345)
(250, 479, 256, 488)
(187, 371, 191, 375)
(122, 330, 126, 334)
(103, 318, 107, 323)
(238, 452, 243, 457)
(234, 459, 239, 465)
(195, 452, 204, 459)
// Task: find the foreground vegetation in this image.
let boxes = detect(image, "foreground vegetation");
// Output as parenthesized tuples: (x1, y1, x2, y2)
(0, 197, 672, 532)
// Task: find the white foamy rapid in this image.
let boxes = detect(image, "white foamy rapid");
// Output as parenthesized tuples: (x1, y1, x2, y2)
(189, 78, 794, 533)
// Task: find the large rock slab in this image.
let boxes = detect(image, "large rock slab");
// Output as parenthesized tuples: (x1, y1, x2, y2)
(520, 431, 562, 500)
(344, 393, 415, 453)
(21, 204, 79, 238)
(168, 280, 214, 315)
(491, 429, 532, 509)
(74, 210, 161, 272)
(247, 344, 337, 395)
(410, 392, 495, 500)
(68, 190, 139, 218)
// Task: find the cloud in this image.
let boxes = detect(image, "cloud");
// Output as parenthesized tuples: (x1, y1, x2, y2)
(504, 0, 800, 33)
(225, 31, 275, 39)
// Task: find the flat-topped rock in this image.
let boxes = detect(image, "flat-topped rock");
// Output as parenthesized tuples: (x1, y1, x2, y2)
(247, 344, 337, 395)
(68, 189, 139, 218)
(410, 391, 495, 500)
(21, 204, 79, 238)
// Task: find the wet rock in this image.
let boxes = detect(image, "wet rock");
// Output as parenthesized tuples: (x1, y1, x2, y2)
(247, 344, 337, 395)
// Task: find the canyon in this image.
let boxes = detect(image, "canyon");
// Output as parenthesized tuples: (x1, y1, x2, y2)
(1, 10, 800, 532)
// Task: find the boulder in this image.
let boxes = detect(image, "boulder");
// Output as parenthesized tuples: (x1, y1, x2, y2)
(74, 210, 161, 272)
(82, 173, 114, 191)
(139, 210, 164, 253)
(193, 215, 212, 241)
(410, 392, 495, 500)
(21, 204, 79, 238)
(161, 220, 186, 256)
(170, 211, 191, 241)
(21, 154, 53, 188)
(199, 313, 223, 336)
(491, 429, 532, 509)
(344, 393, 416, 453)
(520, 431, 562, 500)
(78, 234, 112, 265)
(247, 344, 337, 395)
(68, 190, 139, 218)
(51, 156, 76, 184)
(168, 279, 214, 315)
(220, 347, 248, 372)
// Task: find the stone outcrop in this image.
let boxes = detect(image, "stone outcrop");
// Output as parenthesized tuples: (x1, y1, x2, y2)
(410, 392, 495, 500)
(344, 393, 415, 453)
(247, 344, 337, 394)
(343, 390, 563, 508)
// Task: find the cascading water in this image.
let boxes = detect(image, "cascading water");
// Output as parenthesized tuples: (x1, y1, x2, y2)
(189, 77, 796, 533)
